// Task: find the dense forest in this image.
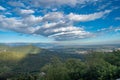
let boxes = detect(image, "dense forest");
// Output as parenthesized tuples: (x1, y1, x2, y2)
(38, 51, 120, 80)
(0, 45, 120, 80)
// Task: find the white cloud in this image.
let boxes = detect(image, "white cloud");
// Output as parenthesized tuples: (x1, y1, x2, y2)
(20, 9, 35, 14)
(41, 10, 111, 23)
(0, 10, 111, 41)
(33, 21, 93, 41)
(22, 15, 43, 26)
(115, 17, 120, 20)
(115, 28, 120, 32)
(52, 8, 57, 11)
(21, 0, 100, 8)
(5, 12, 12, 15)
(67, 10, 111, 22)
(48, 30, 91, 41)
(43, 12, 64, 22)
(30, 0, 77, 7)
(97, 1, 112, 11)
(97, 26, 120, 33)
(0, 15, 34, 34)
(47, 27, 83, 33)
(8, 1, 25, 7)
(0, 6, 6, 10)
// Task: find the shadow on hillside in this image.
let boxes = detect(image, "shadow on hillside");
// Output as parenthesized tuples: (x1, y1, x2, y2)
(0, 49, 83, 79)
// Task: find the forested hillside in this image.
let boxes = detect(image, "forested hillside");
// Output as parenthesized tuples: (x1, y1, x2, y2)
(0, 45, 82, 80)
(0, 45, 120, 80)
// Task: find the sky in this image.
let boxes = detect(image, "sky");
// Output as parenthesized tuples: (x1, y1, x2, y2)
(0, 0, 120, 45)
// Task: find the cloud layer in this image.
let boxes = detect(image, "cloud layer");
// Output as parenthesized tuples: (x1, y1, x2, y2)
(0, 9, 111, 41)
(19, 0, 100, 7)
(68, 10, 111, 22)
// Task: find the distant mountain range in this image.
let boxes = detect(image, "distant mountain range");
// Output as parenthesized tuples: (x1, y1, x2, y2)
(0, 43, 120, 49)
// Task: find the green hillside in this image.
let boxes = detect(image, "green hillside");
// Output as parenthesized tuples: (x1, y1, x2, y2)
(0, 44, 82, 79)
(1, 44, 119, 80)
(0, 45, 44, 79)
(0, 45, 42, 54)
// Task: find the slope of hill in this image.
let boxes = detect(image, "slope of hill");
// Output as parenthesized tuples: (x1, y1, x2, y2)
(0, 45, 42, 54)
(0, 44, 83, 79)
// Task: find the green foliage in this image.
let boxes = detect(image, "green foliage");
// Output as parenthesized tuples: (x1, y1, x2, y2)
(85, 59, 118, 80)
(0, 45, 82, 79)
(41, 51, 120, 80)
(0, 44, 120, 80)
(41, 57, 70, 80)
(0, 44, 42, 55)
(104, 50, 120, 66)
(65, 59, 87, 80)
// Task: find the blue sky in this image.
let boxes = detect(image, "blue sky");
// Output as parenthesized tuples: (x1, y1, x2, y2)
(0, 0, 120, 45)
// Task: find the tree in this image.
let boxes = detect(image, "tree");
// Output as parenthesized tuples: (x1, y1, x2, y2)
(41, 57, 70, 80)
(65, 59, 87, 80)
(85, 58, 118, 80)
(104, 50, 120, 66)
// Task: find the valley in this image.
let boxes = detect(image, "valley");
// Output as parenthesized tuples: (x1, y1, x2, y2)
(0, 43, 120, 80)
